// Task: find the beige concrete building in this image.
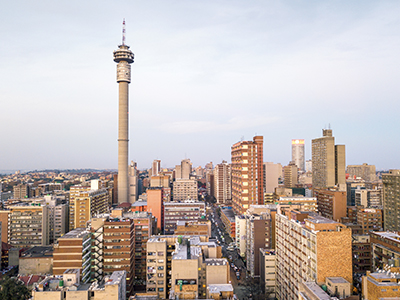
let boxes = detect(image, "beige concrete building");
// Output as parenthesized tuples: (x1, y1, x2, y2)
(19, 246, 53, 275)
(259, 249, 276, 298)
(362, 268, 400, 300)
(277, 197, 318, 212)
(347, 163, 376, 181)
(213, 161, 231, 205)
(175, 159, 192, 180)
(69, 182, 109, 230)
(32, 270, 126, 300)
(283, 161, 298, 188)
(264, 162, 282, 193)
(355, 188, 381, 207)
(9, 204, 49, 247)
(370, 231, 400, 270)
(382, 169, 400, 231)
(164, 201, 205, 234)
(146, 235, 223, 299)
(129, 160, 139, 203)
(231, 136, 264, 214)
(298, 278, 351, 300)
(275, 208, 352, 300)
(312, 129, 345, 189)
(173, 179, 198, 202)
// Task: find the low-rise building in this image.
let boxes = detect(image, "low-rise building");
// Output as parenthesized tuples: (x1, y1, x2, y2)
(19, 246, 53, 275)
(362, 268, 400, 300)
(32, 270, 126, 300)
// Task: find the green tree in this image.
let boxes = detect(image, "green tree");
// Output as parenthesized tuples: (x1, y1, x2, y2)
(0, 276, 31, 300)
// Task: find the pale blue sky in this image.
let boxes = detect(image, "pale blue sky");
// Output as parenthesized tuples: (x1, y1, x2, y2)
(1, 1, 399, 171)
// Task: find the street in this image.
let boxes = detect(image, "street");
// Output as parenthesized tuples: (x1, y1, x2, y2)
(207, 203, 262, 300)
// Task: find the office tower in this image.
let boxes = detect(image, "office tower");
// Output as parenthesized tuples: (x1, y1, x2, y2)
(231, 136, 264, 214)
(152, 159, 161, 177)
(382, 170, 400, 231)
(53, 228, 91, 282)
(315, 189, 347, 221)
(283, 161, 298, 188)
(43, 195, 68, 244)
(312, 129, 345, 189)
(69, 182, 109, 230)
(129, 161, 139, 203)
(150, 175, 170, 188)
(213, 161, 231, 205)
(206, 172, 214, 197)
(114, 20, 134, 204)
(9, 204, 49, 247)
(275, 208, 352, 300)
(347, 163, 377, 181)
(163, 201, 205, 234)
(292, 139, 305, 172)
(305, 159, 312, 172)
(264, 162, 282, 193)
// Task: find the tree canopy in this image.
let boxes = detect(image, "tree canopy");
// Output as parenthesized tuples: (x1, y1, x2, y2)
(0, 276, 31, 300)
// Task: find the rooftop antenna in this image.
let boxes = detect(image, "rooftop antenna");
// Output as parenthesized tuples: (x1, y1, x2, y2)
(122, 18, 126, 45)
(328, 123, 331, 129)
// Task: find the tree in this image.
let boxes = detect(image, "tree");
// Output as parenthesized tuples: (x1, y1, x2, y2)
(0, 276, 31, 300)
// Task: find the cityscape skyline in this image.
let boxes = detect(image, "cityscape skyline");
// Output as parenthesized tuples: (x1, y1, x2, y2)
(1, 1, 400, 171)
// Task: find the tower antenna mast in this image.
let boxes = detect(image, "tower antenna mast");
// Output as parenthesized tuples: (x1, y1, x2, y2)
(122, 18, 126, 45)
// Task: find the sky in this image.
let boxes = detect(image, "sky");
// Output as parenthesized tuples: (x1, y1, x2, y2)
(1, 1, 400, 171)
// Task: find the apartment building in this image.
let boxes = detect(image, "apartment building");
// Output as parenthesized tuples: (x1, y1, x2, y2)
(382, 170, 400, 231)
(370, 231, 400, 270)
(283, 161, 298, 188)
(8, 204, 49, 248)
(146, 235, 213, 299)
(213, 161, 231, 205)
(259, 248, 276, 298)
(315, 189, 347, 221)
(231, 136, 264, 215)
(164, 201, 205, 234)
(275, 209, 352, 300)
(353, 234, 372, 275)
(277, 197, 318, 212)
(357, 208, 383, 234)
(245, 205, 273, 278)
(32, 270, 126, 300)
(355, 188, 382, 207)
(347, 163, 376, 182)
(69, 181, 109, 230)
(53, 228, 91, 283)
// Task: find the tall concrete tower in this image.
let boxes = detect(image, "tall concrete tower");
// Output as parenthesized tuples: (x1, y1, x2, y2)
(114, 20, 134, 204)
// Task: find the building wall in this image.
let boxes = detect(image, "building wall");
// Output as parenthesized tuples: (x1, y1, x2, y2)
(147, 188, 163, 231)
(19, 257, 53, 275)
(382, 170, 400, 231)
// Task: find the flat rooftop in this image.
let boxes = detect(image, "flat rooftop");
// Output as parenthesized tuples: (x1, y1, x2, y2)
(327, 277, 349, 284)
(21, 246, 53, 258)
(208, 284, 233, 293)
(59, 227, 89, 239)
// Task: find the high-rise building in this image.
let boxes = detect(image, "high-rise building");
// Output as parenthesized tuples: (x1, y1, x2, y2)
(382, 170, 400, 231)
(13, 184, 29, 199)
(312, 129, 345, 189)
(114, 20, 134, 204)
(292, 139, 305, 172)
(147, 187, 164, 232)
(355, 188, 382, 207)
(231, 136, 264, 214)
(213, 161, 231, 205)
(275, 208, 352, 300)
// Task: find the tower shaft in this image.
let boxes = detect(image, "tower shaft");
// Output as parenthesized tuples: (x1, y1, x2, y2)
(118, 81, 129, 203)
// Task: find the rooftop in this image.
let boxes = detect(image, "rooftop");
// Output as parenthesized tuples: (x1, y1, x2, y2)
(21, 246, 53, 258)
(327, 277, 349, 284)
(207, 284, 233, 293)
(59, 227, 89, 239)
